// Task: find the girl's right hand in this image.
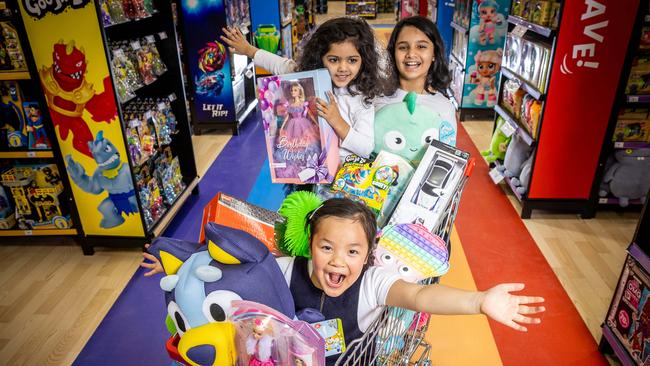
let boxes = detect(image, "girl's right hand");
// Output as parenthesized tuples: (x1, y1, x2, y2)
(220, 26, 258, 59)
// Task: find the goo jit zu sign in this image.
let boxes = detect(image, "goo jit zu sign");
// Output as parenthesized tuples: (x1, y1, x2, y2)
(22, 0, 91, 19)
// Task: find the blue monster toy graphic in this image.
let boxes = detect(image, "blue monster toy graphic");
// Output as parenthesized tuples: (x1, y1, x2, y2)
(65, 131, 138, 228)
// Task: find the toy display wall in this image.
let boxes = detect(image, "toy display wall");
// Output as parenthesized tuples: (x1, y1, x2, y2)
(0, 1, 81, 238)
(17, 0, 199, 254)
(435, 0, 455, 61)
(592, 3, 650, 210)
(178, 0, 258, 135)
(448, 0, 511, 119)
(486, 0, 640, 219)
(599, 190, 650, 365)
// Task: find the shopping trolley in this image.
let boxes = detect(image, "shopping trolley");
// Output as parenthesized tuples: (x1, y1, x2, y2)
(335, 158, 475, 366)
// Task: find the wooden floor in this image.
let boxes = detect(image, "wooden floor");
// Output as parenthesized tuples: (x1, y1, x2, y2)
(0, 4, 641, 365)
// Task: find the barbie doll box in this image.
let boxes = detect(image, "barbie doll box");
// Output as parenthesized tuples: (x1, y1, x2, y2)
(257, 69, 339, 184)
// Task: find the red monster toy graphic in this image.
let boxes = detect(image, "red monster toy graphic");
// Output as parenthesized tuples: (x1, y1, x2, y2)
(39, 40, 117, 157)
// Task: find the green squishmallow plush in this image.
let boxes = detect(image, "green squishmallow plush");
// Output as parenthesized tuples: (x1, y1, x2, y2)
(374, 92, 448, 165)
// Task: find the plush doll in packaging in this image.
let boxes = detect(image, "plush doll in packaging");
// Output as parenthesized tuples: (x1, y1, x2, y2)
(147, 223, 296, 366)
(600, 148, 650, 207)
(481, 116, 512, 163)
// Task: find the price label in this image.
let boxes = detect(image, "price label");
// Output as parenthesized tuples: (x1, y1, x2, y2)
(629, 96, 640, 103)
(145, 35, 156, 43)
(499, 119, 517, 138)
(24, 230, 33, 236)
(489, 167, 505, 184)
(130, 41, 141, 50)
(511, 25, 528, 38)
(614, 142, 624, 148)
(129, 119, 141, 128)
(637, 156, 646, 161)
(598, 198, 608, 204)
(27, 151, 36, 157)
(168, 93, 176, 102)
(158, 32, 168, 40)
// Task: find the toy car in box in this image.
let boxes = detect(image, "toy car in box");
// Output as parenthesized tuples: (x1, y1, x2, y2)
(389, 140, 470, 233)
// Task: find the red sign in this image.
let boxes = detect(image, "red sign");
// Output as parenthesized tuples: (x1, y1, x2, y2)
(529, 0, 639, 199)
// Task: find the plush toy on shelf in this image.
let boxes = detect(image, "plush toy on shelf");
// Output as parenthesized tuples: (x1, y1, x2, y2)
(511, 150, 534, 196)
(599, 148, 650, 207)
(481, 116, 512, 163)
(498, 133, 532, 179)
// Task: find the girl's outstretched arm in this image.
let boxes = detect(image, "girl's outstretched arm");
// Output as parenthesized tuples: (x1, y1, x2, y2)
(220, 26, 258, 58)
(386, 280, 545, 332)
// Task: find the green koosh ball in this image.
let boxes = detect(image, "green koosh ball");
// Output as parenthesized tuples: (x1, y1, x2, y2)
(255, 24, 280, 54)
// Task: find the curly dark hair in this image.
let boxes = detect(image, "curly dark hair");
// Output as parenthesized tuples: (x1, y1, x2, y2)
(297, 17, 381, 104)
(386, 16, 451, 97)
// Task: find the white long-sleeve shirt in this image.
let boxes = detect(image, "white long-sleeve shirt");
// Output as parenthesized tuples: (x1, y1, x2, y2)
(254, 49, 374, 158)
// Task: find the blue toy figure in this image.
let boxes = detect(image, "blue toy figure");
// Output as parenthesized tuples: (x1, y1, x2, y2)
(65, 131, 138, 228)
(24, 102, 51, 149)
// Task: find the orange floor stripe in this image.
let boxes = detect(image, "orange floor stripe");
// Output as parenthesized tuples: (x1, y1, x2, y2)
(454, 124, 607, 365)
(426, 227, 503, 365)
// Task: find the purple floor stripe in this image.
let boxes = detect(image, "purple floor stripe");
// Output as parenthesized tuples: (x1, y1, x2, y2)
(73, 112, 266, 366)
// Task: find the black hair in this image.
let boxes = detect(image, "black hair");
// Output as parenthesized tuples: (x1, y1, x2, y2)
(296, 17, 381, 104)
(308, 198, 377, 267)
(386, 16, 450, 97)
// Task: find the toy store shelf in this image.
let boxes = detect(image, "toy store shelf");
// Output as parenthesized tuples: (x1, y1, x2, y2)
(597, 197, 645, 206)
(149, 176, 199, 237)
(601, 325, 635, 366)
(501, 67, 545, 101)
(103, 12, 163, 39)
(626, 94, 650, 103)
(0, 228, 77, 237)
(450, 21, 468, 34)
(0, 71, 30, 80)
(507, 15, 554, 38)
(0, 150, 54, 158)
(493, 160, 524, 202)
(122, 71, 171, 105)
(613, 141, 650, 149)
(494, 104, 535, 146)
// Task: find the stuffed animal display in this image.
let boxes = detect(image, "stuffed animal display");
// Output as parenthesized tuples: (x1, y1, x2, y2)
(600, 148, 650, 207)
(498, 133, 532, 178)
(481, 116, 512, 163)
(148, 222, 296, 366)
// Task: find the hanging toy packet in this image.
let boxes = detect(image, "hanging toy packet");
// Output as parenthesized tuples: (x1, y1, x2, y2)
(231, 300, 325, 366)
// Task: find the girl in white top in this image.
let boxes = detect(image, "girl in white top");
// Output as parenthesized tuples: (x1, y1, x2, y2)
(375, 16, 458, 149)
(221, 17, 382, 159)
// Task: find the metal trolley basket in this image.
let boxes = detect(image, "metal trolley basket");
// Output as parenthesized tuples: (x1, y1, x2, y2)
(335, 159, 474, 366)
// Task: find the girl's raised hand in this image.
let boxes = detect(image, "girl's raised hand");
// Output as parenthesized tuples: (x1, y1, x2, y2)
(220, 26, 257, 58)
(141, 243, 164, 277)
(480, 283, 545, 332)
(316, 91, 350, 139)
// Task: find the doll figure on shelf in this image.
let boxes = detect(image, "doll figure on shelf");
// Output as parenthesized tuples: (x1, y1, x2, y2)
(469, 48, 502, 107)
(25, 104, 50, 149)
(246, 318, 276, 366)
(278, 82, 319, 143)
(477, 0, 501, 45)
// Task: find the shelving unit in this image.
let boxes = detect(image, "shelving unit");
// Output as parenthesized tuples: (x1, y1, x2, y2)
(448, 0, 511, 119)
(346, 1, 378, 18)
(0, 1, 82, 239)
(600, 195, 649, 364)
(17, 0, 198, 254)
(488, 1, 640, 219)
(591, 2, 650, 212)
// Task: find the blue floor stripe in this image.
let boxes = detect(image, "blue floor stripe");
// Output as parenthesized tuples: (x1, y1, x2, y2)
(246, 159, 287, 212)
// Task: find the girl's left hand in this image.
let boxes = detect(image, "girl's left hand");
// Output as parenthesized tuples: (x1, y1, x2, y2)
(480, 283, 545, 332)
(316, 91, 349, 139)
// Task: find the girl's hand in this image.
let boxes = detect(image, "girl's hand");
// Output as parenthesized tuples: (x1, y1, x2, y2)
(140, 243, 164, 277)
(316, 91, 350, 140)
(220, 26, 258, 58)
(480, 283, 545, 332)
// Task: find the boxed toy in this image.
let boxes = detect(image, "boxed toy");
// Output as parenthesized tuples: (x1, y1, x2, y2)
(199, 192, 285, 256)
(606, 256, 650, 365)
(258, 69, 339, 184)
(0, 21, 26, 71)
(613, 119, 650, 142)
(388, 140, 470, 233)
(23, 101, 51, 150)
(501, 79, 525, 119)
(0, 81, 26, 148)
(626, 63, 650, 95)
